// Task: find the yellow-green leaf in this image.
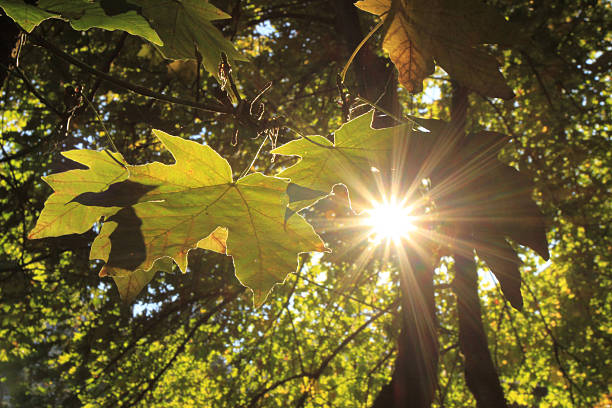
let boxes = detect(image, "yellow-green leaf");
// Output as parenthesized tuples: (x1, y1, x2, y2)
(271, 111, 435, 211)
(28, 150, 127, 239)
(132, 0, 247, 80)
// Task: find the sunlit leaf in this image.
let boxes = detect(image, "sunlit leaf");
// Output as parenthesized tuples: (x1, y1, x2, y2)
(272, 111, 436, 211)
(38, 0, 163, 44)
(28, 150, 127, 239)
(1, 0, 162, 44)
(104, 257, 174, 303)
(0, 0, 57, 32)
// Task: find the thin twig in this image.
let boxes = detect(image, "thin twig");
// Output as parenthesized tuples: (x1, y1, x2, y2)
(284, 124, 334, 149)
(82, 95, 120, 154)
(7, 64, 63, 117)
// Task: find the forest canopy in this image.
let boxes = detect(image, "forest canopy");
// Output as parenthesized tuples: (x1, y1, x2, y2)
(0, 0, 610, 407)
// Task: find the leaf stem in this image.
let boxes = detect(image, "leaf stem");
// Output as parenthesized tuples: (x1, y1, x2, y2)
(83, 95, 121, 154)
(340, 17, 385, 83)
(239, 134, 269, 179)
(354, 95, 414, 125)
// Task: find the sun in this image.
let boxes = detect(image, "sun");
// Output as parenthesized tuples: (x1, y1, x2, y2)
(363, 197, 417, 244)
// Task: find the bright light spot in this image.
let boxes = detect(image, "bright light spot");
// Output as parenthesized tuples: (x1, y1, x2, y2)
(364, 197, 417, 244)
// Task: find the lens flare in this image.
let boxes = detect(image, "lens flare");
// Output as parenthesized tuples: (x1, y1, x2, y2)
(364, 197, 416, 244)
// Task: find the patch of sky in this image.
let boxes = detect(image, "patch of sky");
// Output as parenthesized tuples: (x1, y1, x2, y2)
(132, 285, 177, 317)
(255, 21, 276, 37)
(422, 85, 441, 104)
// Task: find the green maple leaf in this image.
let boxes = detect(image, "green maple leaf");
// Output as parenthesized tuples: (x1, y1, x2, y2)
(31, 130, 326, 306)
(95, 227, 228, 303)
(271, 111, 436, 211)
(355, 0, 517, 99)
(1, 0, 162, 45)
(273, 112, 548, 310)
(28, 150, 127, 239)
(105, 257, 174, 303)
(38, 0, 162, 44)
(132, 0, 247, 80)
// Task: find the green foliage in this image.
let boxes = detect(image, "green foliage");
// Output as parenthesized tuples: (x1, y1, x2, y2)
(0, 0, 57, 32)
(132, 0, 247, 79)
(28, 150, 127, 238)
(272, 111, 433, 211)
(0, 0, 245, 79)
(0, 0, 162, 44)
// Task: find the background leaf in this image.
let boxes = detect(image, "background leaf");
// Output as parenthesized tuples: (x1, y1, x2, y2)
(1, 0, 162, 44)
(38, 0, 163, 45)
(0, 0, 57, 32)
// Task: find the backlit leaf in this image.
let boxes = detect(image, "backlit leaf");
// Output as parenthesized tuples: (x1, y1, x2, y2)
(38, 0, 163, 45)
(28, 150, 127, 239)
(271, 111, 436, 211)
(0, 0, 57, 32)
(1, 0, 162, 44)
(105, 257, 174, 303)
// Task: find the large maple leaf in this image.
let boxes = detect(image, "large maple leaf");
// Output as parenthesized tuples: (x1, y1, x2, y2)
(30, 131, 326, 306)
(410, 118, 549, 309)
(355, 0, 516, 99)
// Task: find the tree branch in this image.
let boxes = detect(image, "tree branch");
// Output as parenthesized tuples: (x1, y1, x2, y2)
(30, 35, 233, 115)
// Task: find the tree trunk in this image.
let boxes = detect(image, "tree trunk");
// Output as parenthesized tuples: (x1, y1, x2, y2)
(371, 250, 438, 408)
